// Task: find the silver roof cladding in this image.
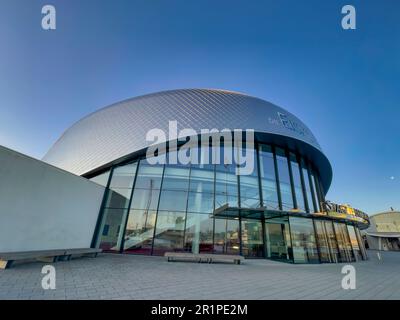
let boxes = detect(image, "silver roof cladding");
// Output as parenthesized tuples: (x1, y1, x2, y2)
(43, 88, 332, 191)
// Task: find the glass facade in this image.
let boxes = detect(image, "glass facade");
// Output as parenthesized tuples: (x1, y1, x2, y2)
(93, 143, 367, 264)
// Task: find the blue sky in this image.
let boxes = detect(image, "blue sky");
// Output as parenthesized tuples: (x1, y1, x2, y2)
(0, 0, 399, 214)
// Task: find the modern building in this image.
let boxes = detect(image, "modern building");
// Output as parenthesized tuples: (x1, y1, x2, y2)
(363, 210, 400, 251)
(3, 88, 369, 264)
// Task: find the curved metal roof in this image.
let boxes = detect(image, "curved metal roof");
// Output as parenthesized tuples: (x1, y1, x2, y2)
(43, 88, 332, 191)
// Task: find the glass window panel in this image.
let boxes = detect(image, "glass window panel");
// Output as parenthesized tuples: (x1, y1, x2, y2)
(98, 208, 128, 252)
(347, 225, 363, 261)
(301, 159, 316, 213)
(259, 145, 279, 210)
(314, 220, 338, 263)
(130, 188, 160, 210)
(189, 167, 214, 193)
(89, 170, 110, 187)
(265, 216, 293, 262)
(239, 148, 260, 208)
(158, 190, 188, 212)
(214, 219, 240, 255)
(134, 162, 163, 190)
(109, 162, 138, 189)
(334, 222, 355, 262)
(184, 213, 214, 253)
(241, 220, 264, 257)
(215, 163, 239, 208)
(162, 165, 190, 191)
(275, 148, 294, 211)
(187, 192, 214, 214)
(289, 217, 319, 263)
(105, 188, 132, 209)
(355, 227, 368, 260)
(152, 211, 186, 255)
(123, 209, 156, 254)
(289, 153, 306, 212)
(323, 221, 340, 263)
(310, 171, 321, 212)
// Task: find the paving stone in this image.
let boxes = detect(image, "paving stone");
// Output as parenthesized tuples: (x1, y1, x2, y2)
(0, 250, 399, 300)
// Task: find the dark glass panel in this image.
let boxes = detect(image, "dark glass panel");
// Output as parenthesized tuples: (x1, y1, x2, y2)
(347, 225, 363, 261)
(105, 188, 132, 209)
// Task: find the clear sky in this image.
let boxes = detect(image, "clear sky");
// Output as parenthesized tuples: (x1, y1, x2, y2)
(0, 0, 399, 214)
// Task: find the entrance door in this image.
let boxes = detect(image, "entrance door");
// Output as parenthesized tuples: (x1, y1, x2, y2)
(241, 220, 264, 258)
(265, 216, 293, 262)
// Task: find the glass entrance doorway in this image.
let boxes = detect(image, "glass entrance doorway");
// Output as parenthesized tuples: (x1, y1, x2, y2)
(241, 220, 264, 258)
(265, 216, 293, 262)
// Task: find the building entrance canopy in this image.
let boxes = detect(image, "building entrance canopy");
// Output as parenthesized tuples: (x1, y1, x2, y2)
(213, 202, 370, 229)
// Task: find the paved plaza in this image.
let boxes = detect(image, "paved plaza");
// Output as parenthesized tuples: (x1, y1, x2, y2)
(0, 250, 399, 300)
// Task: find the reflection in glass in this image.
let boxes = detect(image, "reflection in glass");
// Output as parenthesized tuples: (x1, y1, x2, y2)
(105, 188, 132, 209)
(289, 217, 319, 263)
(355, 227, 368, 260)
(275, 148, 294, 211)
(241, 220, 264, 257)
(347, 225, 363, 261)
(123, 209, 156, 254)
(134, 162, 163, 190)
(89, 170, 110, 187)
(301, 160, 316, 213)
(214, 219, 240, 255)
(323, 221, 340, 263)
(334, 222, 355, 262)
(265, 216, 292, 262)
(152, 211, 186, 255)
(310, 171, 321, 212)
(289, 153, 305, 212)
(98, 208, 128, 252)
(158, 190, 188, 212)
(314, 220, 339, 263)
(109, 162, 137, 189)
(239, 148, 260, 208)
(215, 163, 239, 208)
(184, 213, 214, 253)
(258, 145, 279, 210)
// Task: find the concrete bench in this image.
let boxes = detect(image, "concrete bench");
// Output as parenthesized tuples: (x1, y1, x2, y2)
(0, 248, 102, 269)
(165, 252, 244, 265)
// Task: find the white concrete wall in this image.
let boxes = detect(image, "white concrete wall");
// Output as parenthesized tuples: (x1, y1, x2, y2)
(0, 146, 105, 253)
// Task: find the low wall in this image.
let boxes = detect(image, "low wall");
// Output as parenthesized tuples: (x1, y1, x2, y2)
(0, 146, 105, 253)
